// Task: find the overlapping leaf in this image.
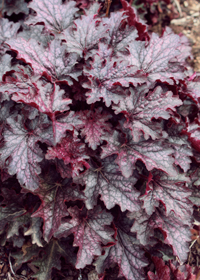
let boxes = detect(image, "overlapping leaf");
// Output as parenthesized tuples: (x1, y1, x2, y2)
(1, 0, 29, 15)
(184, 117, 200, 152)
(45, 132, 90, 177)
(148, 257, 196, 280)
(32, 183, 69, 242)
(32, 239, 67, 280)
(54, 206, 114, 269)
(0, 204, 26, 232)
(77, 108, 112, 150)
(0, 115, 53, 191)
(101, 131, 177, 178)
(95, 213, 148, 280)
(6, 38, 80, 83)
(19, 24, 53, 47)
(83, 43, 145, 107)
(26, 0, 78, 37)
(112, 85, 182, 142)
(127, 27, 191, 83)
(0, 70, 82, 143)
(0, 68, 38, 99)
(24, 217, 43, 247)
(0, 18, 20, 44)
(9, 81, 72, 144)
(141, 171, 192, 221)
(0, 1, 197, 278)
(63, 13, 108, 57)
(168, 136, 192, 172)
(74, 155, 140, 212)
(148, 257, 170, 280)
(130, 208, 191, 263)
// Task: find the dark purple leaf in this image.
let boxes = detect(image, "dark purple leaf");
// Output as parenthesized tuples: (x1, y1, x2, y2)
(77, 108, 112, 149)
(6, 38, 80, 83)
(0, 114, 53, 191)
(112, 85, 182, 142)
(129, 208, 191, 263)
(101, 131, 178, 178)
(74, 155, 140, 212)
(140, 171, 192, 221)
(45, 132, 90, 177)
(95, 215, 148, 280)
(54, 205, 114, 269)
(83, 43, 146, 107)
(147, 256, 171, 280)
(32, 182, 69, 242)
(9, 81, 72, 144)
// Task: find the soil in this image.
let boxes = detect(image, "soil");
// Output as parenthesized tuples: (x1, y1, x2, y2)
(1, 0, 200, 279)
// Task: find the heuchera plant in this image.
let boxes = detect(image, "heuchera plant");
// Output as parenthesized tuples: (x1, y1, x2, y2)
(0, 0, 200, 279)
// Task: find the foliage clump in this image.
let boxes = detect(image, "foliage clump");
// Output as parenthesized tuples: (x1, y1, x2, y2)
(0, 0, 199, 279)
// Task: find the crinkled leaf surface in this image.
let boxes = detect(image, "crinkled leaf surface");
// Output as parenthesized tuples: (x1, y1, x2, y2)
(102, 12, 134, 51)
(6, 38, 79, 83)
(130, 208, 191, 263)
(53, 111, 83, 144)
(187, 78, 200, 105)
(128, 208, 156, 246)
(168, 136, 192, 172)
(19, 24, 53, 47)
(0, 1, 196, 278)
(128, 27, 191, 83)
(74, 155, 140, 211)
(0, 18, 20, 43)
(112, 85, 182, 142)
(95, 213, 148, 280)
(77, 108, 112, 150)
(32, 182, 69, 242)
(46, 133, 90, 177)
(141, 171, 192, 221)
(83, 43, 145, 107)
(101, 131, 177, 178)
(185, 118, 200, 152)
(54, 206, 114, 269)
(0, 115, 52, 191)
(26, 0, 78, 37)
(63, 13, 108, 57)
(11, 81, 72, 116)
(10, 81, 72, 144)
(0, 69, 82, 145)
(0, 68, 38, 99)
